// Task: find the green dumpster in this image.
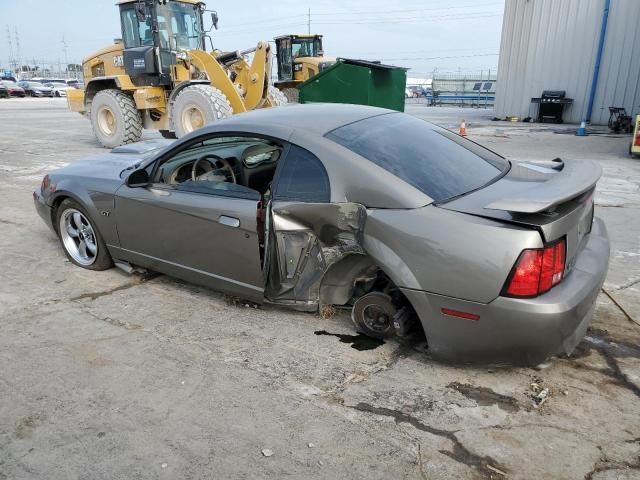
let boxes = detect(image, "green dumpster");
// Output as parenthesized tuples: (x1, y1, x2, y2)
(298, 58, 408, 112)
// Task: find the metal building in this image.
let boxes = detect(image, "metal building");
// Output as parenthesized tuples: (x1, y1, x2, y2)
(495, 0, 640, 125)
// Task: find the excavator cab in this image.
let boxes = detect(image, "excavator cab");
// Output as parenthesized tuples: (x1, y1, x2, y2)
(274, 34, 335, 102)
(118, 0, 206, 86)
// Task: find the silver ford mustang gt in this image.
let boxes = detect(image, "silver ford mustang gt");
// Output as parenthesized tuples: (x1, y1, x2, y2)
(34, 104, 610, 365)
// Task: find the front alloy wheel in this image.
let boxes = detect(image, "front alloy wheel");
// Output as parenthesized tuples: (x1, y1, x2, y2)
(55, 199, 112, 270)
(59, 208, 98, 266)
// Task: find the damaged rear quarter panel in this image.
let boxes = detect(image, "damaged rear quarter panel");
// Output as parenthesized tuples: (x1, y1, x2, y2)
(266, 201, 372, 309)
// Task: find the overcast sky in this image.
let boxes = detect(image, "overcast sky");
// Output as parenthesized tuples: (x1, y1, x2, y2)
(0, 0, 504, 78)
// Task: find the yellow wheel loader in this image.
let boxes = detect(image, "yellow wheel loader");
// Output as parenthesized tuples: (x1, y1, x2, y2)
(67, 0, 286, 148)
(274, 34, 335, 103)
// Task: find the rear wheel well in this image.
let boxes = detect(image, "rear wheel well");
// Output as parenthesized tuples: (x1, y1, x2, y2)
(320, 257, 422, 338)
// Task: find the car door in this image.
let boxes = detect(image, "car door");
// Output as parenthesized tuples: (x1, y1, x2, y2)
(113, 139, 265, 302)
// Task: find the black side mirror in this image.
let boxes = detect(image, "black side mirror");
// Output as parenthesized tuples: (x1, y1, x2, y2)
(135, 3, 146, 22)
(211, 12, 219, 30)
(126, 168, 150, 187)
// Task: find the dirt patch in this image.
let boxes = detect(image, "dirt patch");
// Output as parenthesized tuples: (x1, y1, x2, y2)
(66, 344, 111, 368)
(70, 273, 157, 302)
(447, 382, 520, 412)
(15, 414, 44, 439)
(319, 304, 336, 320)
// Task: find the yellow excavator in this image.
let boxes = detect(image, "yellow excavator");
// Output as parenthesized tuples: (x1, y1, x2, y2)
(68, 0, 286, 148)
(273, 34, 335, 102)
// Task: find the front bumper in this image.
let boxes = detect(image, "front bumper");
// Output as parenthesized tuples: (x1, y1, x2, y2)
(403, 217, 610, 366)
(33, 91, 53, 97)
(33, 190, 55, 232)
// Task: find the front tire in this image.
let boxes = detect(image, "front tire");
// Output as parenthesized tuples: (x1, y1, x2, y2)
(56, 199, 112, 270)
(172, 85, 233, 138)
(90, 89, 143, 148)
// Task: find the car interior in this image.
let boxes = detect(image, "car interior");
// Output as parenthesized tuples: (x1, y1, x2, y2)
(156, 136, 282, 198)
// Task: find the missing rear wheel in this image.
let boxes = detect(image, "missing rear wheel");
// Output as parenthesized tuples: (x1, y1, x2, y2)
(351, 292, 397, 339)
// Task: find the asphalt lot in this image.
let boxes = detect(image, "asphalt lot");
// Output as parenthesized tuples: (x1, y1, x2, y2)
(1, 98, 639, 480)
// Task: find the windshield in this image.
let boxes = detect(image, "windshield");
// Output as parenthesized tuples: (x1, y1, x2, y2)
(292, 38, 322, 58)
(326, 113, 509, 202)
(156, 2, 203, 50)
(120, 2, 203, 50)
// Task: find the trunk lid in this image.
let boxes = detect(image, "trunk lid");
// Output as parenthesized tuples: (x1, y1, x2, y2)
(439, 159, 599, 275)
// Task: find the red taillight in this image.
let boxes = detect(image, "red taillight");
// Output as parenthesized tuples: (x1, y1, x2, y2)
(504, 239, 566, 297)
(634, 130, 640, 146)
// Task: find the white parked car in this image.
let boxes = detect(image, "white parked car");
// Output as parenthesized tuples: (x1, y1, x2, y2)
(45, 82, 73, 97)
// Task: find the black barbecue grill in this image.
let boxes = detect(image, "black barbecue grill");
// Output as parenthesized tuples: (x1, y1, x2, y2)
(531, 90, 574, 123)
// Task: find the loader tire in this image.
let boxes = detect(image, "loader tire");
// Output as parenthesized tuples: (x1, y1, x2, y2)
(266, 86, 288, 107)
(90, 89, 142, 148)
(172, 85, 233, 137)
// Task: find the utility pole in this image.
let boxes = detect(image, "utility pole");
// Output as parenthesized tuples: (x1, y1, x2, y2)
(61, 35, 69, 79)
(14, 27, 21, 71)
(6, 25, 16, 73)
(307, 8, 311, 34)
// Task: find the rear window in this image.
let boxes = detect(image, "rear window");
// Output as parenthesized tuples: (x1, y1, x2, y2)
(326, 113, 509, 202)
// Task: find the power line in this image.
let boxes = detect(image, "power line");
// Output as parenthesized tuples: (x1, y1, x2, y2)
(220, 2, 503, 29)
(345, 46, 498, 57)
(380, 53, 499, 61)
(314, 2, 503, 17)
(310, 2, 503, 16)
(314, 12, 503, 25)
(220, 10, 501, 34)
(222, 14, 307, 29)
(219, 22, 308, 35)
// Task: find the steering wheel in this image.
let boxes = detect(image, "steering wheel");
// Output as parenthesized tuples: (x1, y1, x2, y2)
(191, 154, 237, 184)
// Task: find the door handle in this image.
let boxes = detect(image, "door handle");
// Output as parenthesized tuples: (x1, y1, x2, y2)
(218, 215, 240, 228)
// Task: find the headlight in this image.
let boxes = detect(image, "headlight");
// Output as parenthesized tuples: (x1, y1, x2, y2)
(176, 51, 189, 61)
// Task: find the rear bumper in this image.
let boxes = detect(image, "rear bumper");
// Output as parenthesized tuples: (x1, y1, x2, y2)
(404, 217, 610, 366)
(33, 190, 55, 232)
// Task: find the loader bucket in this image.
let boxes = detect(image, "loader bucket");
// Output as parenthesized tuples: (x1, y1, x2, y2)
(298, 58, 407, 112)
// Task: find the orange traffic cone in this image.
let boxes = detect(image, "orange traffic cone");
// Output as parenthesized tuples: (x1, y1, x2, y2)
(458, 120, 467, 136)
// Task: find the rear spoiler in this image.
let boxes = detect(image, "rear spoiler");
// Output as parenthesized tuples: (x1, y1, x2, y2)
(485, 159, 601, 213)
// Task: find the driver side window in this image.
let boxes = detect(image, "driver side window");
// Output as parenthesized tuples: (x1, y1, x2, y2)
(154, 135, 283, 200)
